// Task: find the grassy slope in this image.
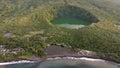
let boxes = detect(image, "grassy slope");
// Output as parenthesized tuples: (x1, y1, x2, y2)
(0, 0, 120, 62)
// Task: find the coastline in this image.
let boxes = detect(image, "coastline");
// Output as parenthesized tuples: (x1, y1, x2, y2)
(44, 54, 120, 64)
(0, 56, 119, 66)
(0, 60, 35, 66)
(0, 45, 120, 65)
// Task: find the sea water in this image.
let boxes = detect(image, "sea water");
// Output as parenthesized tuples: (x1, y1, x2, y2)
(0, 57, 119, 68)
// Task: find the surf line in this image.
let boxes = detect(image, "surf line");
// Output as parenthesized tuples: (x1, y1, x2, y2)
(0, 60, 35, 65)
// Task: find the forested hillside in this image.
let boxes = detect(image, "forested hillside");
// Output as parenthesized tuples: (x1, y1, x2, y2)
(0, 0, 120, 62)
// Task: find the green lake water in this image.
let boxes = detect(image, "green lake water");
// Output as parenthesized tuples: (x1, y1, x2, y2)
(52, 17, 91, 29)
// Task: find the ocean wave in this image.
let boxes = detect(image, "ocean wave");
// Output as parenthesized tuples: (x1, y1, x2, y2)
(79, 57, 105, 61)
(47, 57, 105, 62)
(0, 57, 119, 66)
(0, 60, 35, 66)
(47, 57, 120, 66)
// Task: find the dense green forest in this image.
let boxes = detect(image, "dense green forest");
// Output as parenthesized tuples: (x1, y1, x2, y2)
(0, 0, 120, 62)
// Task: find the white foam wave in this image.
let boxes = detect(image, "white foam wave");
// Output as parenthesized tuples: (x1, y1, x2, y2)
(47, 57, 105, 62)
(79, 57, 104, 61)
(0, 60, 35, 66)
(0, 57, 119, 66)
